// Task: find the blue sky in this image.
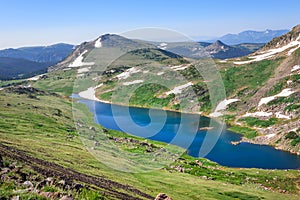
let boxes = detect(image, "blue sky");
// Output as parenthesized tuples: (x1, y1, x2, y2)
(1, 0, 300, 49)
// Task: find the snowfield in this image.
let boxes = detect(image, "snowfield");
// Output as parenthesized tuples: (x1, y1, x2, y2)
(258, 88, 294, 106)
(69, 50, 95, 67)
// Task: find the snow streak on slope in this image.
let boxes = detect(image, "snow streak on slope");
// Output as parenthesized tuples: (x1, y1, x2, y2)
(69, 50, 95, 67)
(258, 88, 294, 107)
(234, 36, 300, 65)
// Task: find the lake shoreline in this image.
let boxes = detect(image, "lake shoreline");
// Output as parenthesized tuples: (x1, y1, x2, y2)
(75, 86, 299, 157)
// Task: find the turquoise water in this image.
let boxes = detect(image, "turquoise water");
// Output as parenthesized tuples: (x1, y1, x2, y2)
(76, 96, 300, 169)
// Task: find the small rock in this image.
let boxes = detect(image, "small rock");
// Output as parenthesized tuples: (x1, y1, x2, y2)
(0, 155, 3, 167)
(59, 195, 73, 200)
(23, 181, 34, 188)
(1, 167, 10, 174)
(155, 193, 172, 200)
(57, 179, 66, 187)
(45, 177, 54, 185)
(72, 182, 84, 191)
(39, 192, 60, 199)
(89, 126, 96, 131)
(11, 196, 20, 200)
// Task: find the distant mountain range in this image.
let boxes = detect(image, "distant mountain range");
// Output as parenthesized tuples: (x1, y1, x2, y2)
(0, 28, 289, 80)
(0, 43, 74, 80)
(153, 40, 263, 60)
(0, 43, 75, 63)
(216, 29, 289, 45)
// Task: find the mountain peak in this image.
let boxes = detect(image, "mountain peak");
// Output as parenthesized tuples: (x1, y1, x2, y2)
(205, 40, 229, 52)
(214, 40, 227, 46)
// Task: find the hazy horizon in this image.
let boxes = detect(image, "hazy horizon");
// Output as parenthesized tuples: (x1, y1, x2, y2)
(1, 0, 300, 49)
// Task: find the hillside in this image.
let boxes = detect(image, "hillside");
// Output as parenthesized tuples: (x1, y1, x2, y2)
(0, 57, 49, 80)
(0, 43, 74, 80)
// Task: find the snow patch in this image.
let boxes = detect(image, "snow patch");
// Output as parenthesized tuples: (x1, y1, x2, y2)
(116, 67, 141, 79)
(165, 82, 193, 95)
(258, 88, 294, 106)
(234, 36, 300, 65)
(158, 43, 168, 50)
(171, 65, 189, 71)
(78, 67, 90, 74)
(291, 65, 300, 72)
(123, 80, 144, 86)
(287, 80, 293, 85)
(243, 111, 273, 117)
(209, 99, 239, 117)
(27, 74, 46, 81)
(78, 84, 104, 102)
(275, 112, 290, 119)
(95, 37, 102, 48)
(157, 72, 164, 75)
(266, 133, 276, 139)
(69, 50, 95, 67)
(214, 99, 239, 112)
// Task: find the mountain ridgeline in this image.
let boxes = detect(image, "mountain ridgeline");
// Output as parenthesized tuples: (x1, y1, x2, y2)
(0, 43, 74, 80)
(218, 29, 289, 45)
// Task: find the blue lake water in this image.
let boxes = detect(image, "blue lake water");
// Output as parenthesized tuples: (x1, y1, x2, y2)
(75, 96, 300, 169)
